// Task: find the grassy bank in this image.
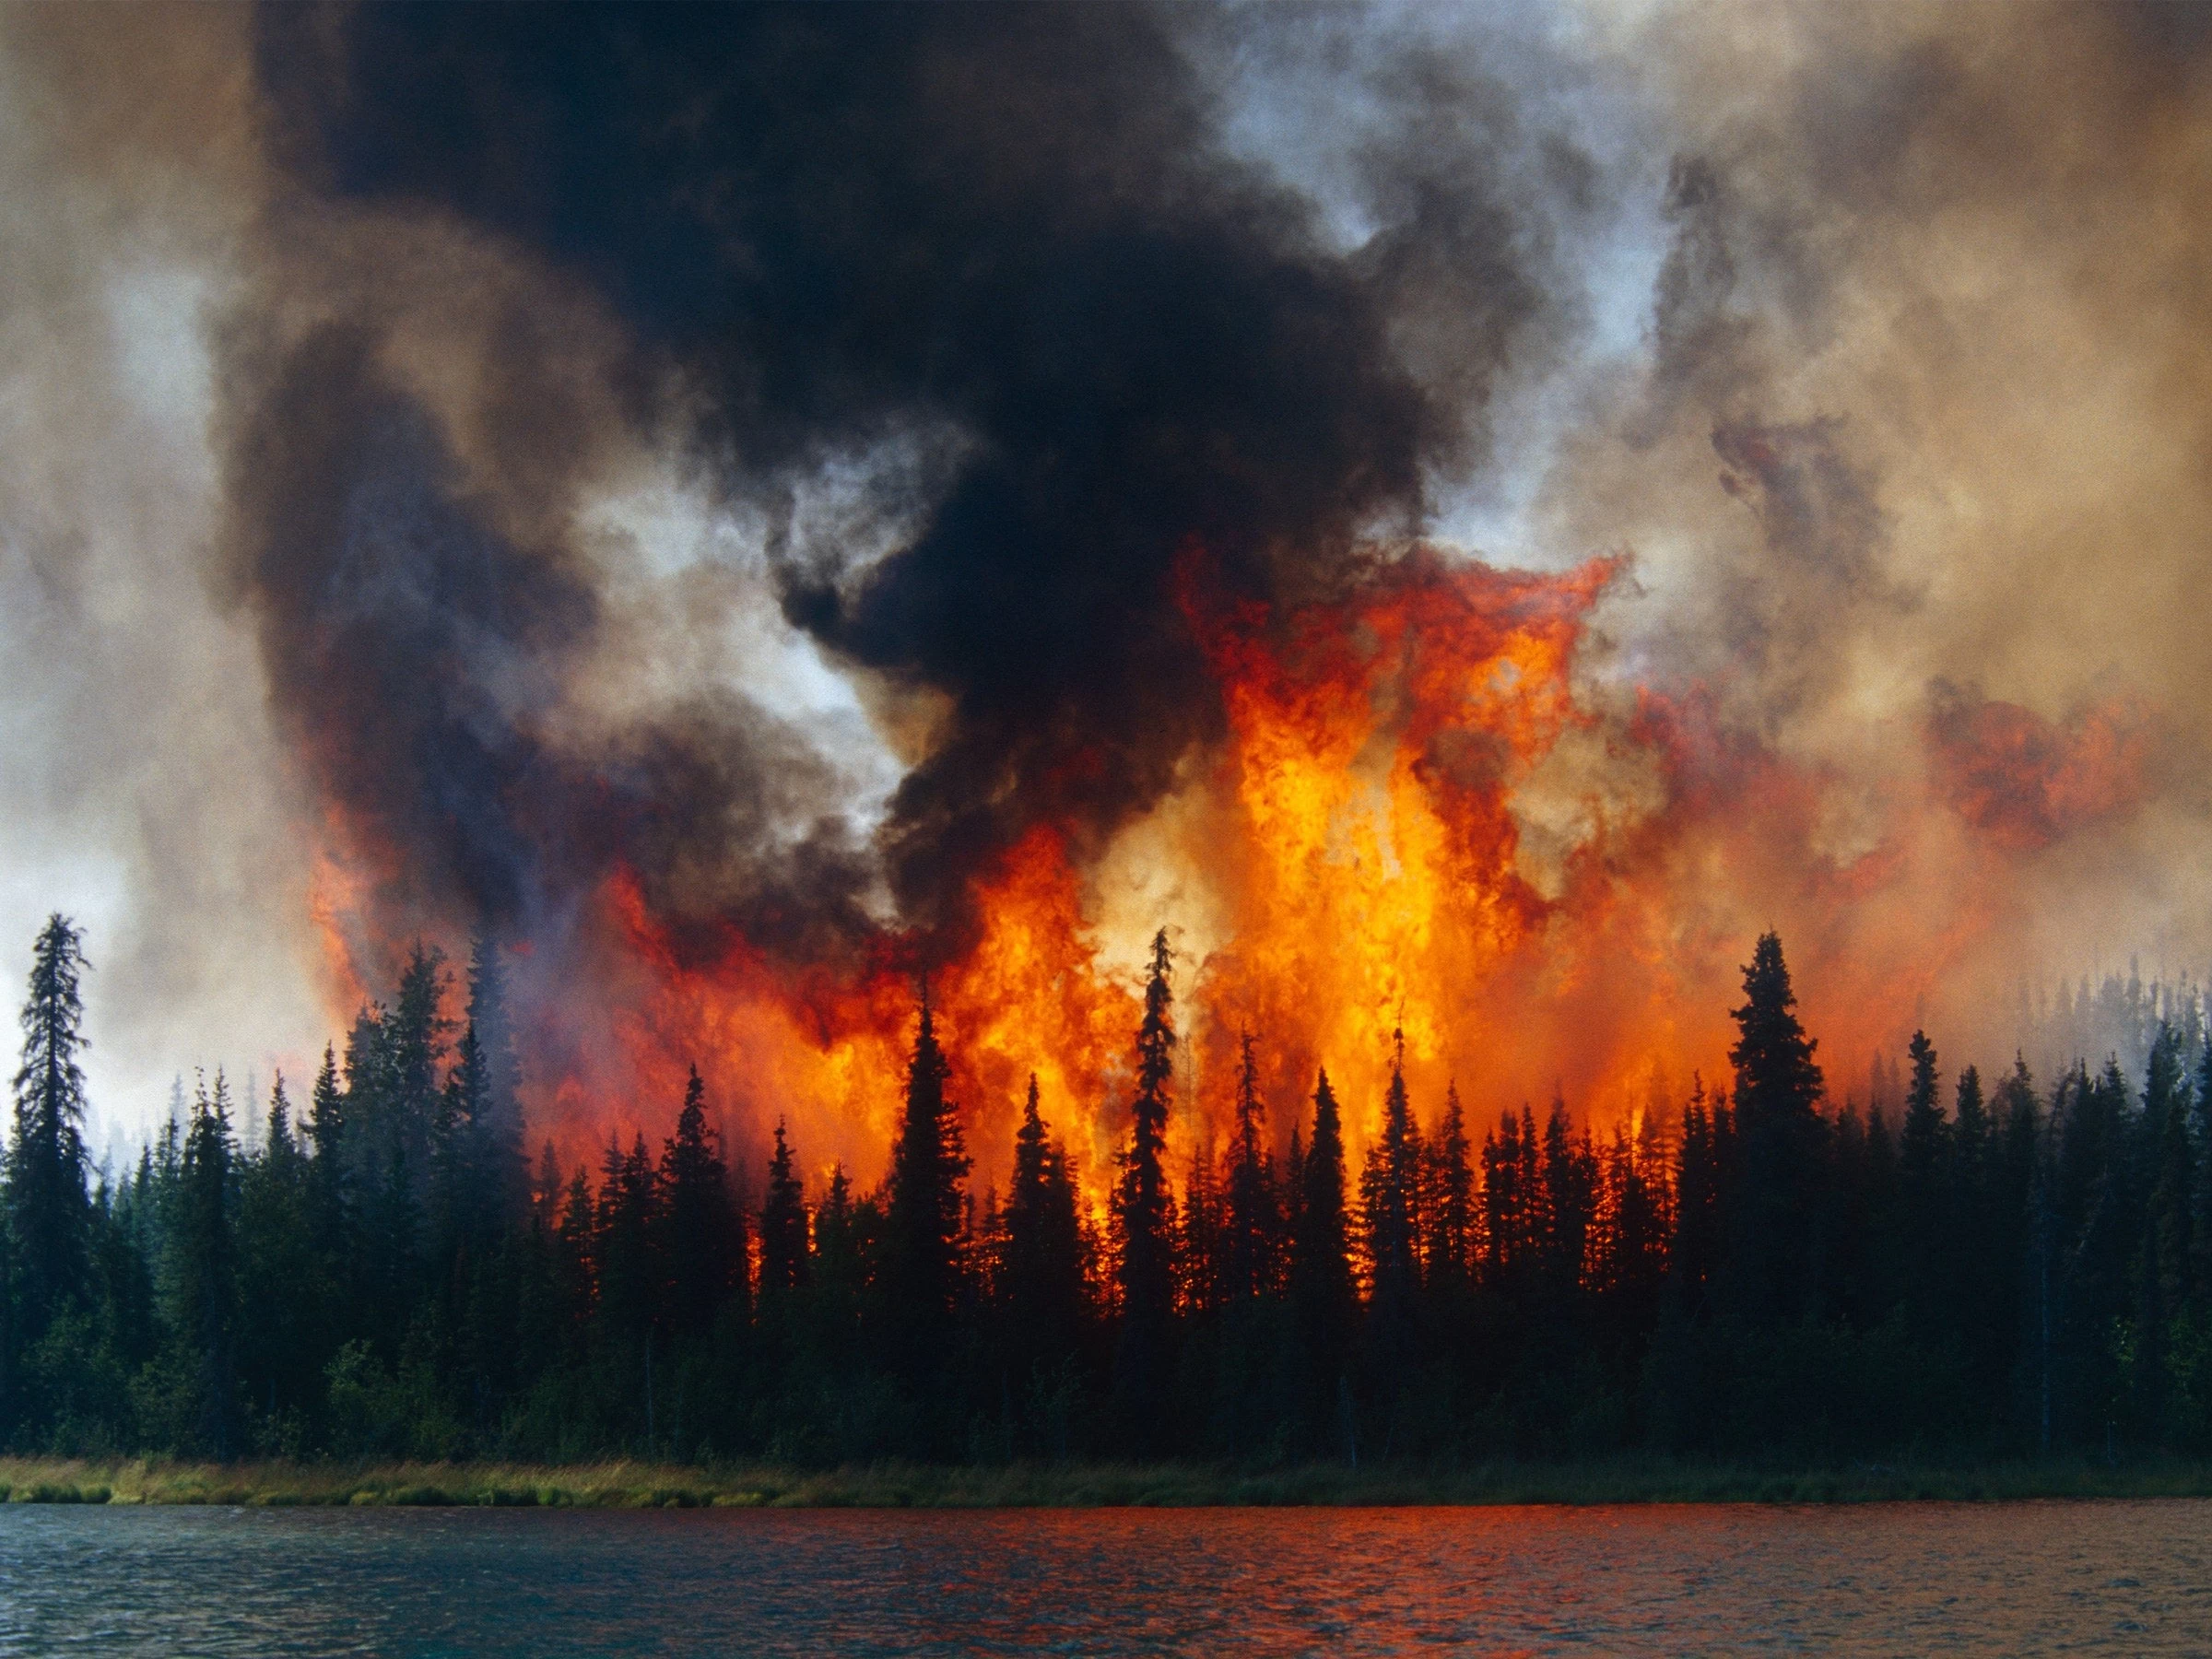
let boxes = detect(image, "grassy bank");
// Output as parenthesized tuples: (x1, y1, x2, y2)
(3, 1455, 2211, 1508)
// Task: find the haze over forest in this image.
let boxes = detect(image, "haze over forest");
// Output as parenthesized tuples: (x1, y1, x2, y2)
(0, 4, 2207, 1206)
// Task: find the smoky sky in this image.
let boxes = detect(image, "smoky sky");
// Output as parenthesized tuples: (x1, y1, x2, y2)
(243, 1, 1561, 953)
(5, 1, 2210, 1144)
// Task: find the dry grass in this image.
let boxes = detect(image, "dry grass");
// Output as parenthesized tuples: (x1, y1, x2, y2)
(2, 1454, 2209, 1508)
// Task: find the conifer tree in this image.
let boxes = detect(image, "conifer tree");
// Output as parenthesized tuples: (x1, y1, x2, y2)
(465, 934, 527, 1224)
(1540, 1094, 1595, 1304)
(1480, 1110, 1524, 1293)
(1180, 1152, 1222, 1320)
(885, 992, 970, 1380)
(1669, 1076, 1724, 1316)
(660, 1067, 742, 1337)
(1900, 1030, 1947, 1182)
(596, 1133, 659, 1349)
(759, 1117, 810, 1295)
(1425, 1081, 1474, 1288)
(176, 1071, 239, 1457)
(6, 915, 92, 1359)
(1219, 1034, 1278, 1303)
(553, 1167, 596, 1333)
(303, 1045, 351, 1284)
(1290, 1067, 1356, 1442)
(1361, 1030, 1420, 1362)
(1725, 933, 1826, 1324)
(1114, 931, 1178, 1434)
(236, 1075, 324, 1441)
(386, 944, 451, 1193)
(1002, 1077, 1084, 1376)
(1897, 1030, 1950, 1335)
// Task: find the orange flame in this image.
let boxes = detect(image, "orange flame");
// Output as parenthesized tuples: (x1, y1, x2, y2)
(301, 545, 2094, 1199)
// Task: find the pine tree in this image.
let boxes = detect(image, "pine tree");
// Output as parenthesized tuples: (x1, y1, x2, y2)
(1480, 1109, 1525, 1295)
(5, 916, 93, 1362)
(1900, 1030, 1948, 1182)
(1669, 1075, 1724, 1317)
(1725, 933, 1826, 1324)
(553, 1166, 596, 1334)
(884, 991, 970, 1382)
(464, 934, 527, 1225)
(1360, 1029, 1421, 1371)
(303, 1045, 351, 1289)
(1003, 1076, 1084, 1379)
(759, 1116, 810, 1295)
(660, 1067, 741, 1339)
(176, 1070, 239, 1458)
(236, 1075, 324, 1441)
(1290, 1067, 1356, 1446)
(1898, 1030, 1949, 1337)
(1113, 931, 1178, 1435)
(1425, 1080, 1474, 1288)
(1540, 1093, 1595, 1305)
(1219, 1034, 1279, 1303)
(596, 1133, 659, 1350)
(386, 944, 451, 1194)
(429, 1025, 486, 1259)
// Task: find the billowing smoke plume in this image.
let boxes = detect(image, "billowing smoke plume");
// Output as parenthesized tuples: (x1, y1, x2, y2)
(1, 2, 2208, 1174)
(239, 1, 1567, 957)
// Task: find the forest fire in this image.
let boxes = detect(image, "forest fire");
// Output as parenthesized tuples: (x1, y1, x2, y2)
(309, 535, 1971, 1203)
(11, 0, 2212, 1521)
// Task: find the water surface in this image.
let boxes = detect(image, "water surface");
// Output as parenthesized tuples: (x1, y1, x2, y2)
(1, 1500, 2205, 1654)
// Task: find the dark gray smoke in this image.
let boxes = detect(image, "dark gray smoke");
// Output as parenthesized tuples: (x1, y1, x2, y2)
(238, 1, 1570, 958)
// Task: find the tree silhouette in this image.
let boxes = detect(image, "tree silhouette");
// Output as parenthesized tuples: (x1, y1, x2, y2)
(1290, 1067, 1355, 1450)
(1725, 932, 1825, 1324)
(1114, 931, 1178, 1439)
(885, 991, 969, 1387)
(661, 1067, 742, 1337)
(1002, 1076, 1084, 1387)
(759, 1116, 810, 1295)
(6, 915, 92, 1360)
(1219, 1033, 1278, 1303)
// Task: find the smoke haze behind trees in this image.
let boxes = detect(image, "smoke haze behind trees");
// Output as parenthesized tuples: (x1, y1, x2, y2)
(0, 4, 2208, 1157)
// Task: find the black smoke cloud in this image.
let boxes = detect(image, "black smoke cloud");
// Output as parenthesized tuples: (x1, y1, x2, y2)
(240, 1, 1568, 958)
(224, 323, 880, 971)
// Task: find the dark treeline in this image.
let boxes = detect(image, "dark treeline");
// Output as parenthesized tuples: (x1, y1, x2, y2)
(6, 916, 2212, 1465)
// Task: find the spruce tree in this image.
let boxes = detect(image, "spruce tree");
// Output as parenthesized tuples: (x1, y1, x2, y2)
(1113, 931, 1177, 1434)
(236, 1076, 324, 1442)
(759, 1117, 810, 1295)
(885, 992, 970, 1382)
(6, 915, 93, 1359)
(660, 1067, 742, 1338)
(1669, 1076, 1724, 1317)
(1003, 1076, 1084, 1381)
(1425, 1080, 1473, 1288)
(1898, 1030, 1948, 1335)
(1725, 933, 1826, 1324)
(387, 944, 451, 1194)
(1290, 1067, 1356, 1445)
(1219, 1034, 1278, 1303)
(464, 935, 526, 1225)
(177, 1071, 239, 1458)
(1360, 1030, 1420, 1365)
(1900, 1031, 1947, 1182)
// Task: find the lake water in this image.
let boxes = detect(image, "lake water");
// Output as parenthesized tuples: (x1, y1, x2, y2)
(0, 1501, 2206, 1654)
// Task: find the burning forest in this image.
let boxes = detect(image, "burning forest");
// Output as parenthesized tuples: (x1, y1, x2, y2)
(3, 3, 2212, 1466)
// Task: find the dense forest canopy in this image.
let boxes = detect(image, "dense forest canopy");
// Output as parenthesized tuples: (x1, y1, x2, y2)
(4, 913, 2209, 1465)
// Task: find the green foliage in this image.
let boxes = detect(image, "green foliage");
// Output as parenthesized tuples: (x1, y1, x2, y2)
(10, 917, 2212, 1468)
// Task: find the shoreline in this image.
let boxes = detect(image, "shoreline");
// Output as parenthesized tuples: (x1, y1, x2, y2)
(4, 1455, 2210, 1509)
